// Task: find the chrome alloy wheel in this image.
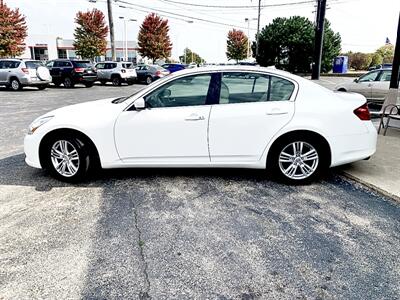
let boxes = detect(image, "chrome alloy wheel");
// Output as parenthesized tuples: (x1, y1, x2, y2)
(11, 79, 20, 90)
(278, 141, 319, 180)
(50, 140, 80, 177)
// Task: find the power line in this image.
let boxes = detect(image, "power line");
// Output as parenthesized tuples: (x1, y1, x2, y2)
(157, 0, 315, 9)
(115, 0, 256, 30)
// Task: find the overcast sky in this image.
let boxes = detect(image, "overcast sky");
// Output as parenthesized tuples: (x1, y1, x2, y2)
(5, 0, 400, 62)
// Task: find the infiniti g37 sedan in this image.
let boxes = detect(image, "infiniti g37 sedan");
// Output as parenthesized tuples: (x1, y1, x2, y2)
(24, 66, 377, 183)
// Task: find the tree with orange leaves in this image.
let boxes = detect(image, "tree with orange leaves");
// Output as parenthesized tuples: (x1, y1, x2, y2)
(138, 13, 172, 63)
(0, 2, 27, 58)
(226, 29, 248, 63)
(73, 8, 108, 60)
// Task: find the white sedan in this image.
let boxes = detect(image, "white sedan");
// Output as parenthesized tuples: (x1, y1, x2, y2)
(24, 66, 377, 183)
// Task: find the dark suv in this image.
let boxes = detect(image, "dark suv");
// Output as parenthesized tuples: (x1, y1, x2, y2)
(46, 60, 97, 88)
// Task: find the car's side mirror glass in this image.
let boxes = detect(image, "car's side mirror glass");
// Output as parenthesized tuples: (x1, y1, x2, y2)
(134, 97, 146, 110)
(354, 78, 359, 83)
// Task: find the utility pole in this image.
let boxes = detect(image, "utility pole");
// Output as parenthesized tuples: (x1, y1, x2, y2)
(107, 0, 116, 61)
(389, 12, 400, 90)
(311, 0, 327, 80)
(255, 0, 261, 59)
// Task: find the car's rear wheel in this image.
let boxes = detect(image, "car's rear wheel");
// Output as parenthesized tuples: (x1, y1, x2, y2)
(44, 137, 91, 182)
(112, 76, 121, 86)
(10, 78, 22, 91)
(85, 82, 94, 88)
(338, 88, 347, 92)
(145, 76, 153, 85)
(269, 137, 324, 183)
(127, 79, 135, 85)
(63, 77, 74, 88)
(100, 80, 107, 85)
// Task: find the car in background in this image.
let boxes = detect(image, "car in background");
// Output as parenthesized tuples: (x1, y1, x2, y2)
(0, 59, 51, 91)
(162, 63, 186, 73)
(95, 61, 137, 86)
(24, 66, 376, 183)
(368, 63, 392, 71)
(46, 59, 97, 88)
(135, 64, 170, 84)
(335, 69, 393, 104)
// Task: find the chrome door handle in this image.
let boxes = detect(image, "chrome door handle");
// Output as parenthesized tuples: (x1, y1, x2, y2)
(185, 114, 205, 121)
(266, 109, 288, 115)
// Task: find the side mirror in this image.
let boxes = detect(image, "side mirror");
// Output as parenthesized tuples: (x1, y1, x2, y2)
(354, 78, 359, 83)
(133, 97, 146, 110)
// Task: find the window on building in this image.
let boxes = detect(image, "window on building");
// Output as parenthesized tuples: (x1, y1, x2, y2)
(58, 49, 67, 59)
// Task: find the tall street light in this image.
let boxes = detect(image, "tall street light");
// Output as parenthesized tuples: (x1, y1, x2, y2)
(185, 20, 194, 64)
(119, 16, 137, 62)
(245, 17, 257, 59)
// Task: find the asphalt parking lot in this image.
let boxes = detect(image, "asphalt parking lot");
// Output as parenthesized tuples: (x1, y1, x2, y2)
(1, 79, 400, 299)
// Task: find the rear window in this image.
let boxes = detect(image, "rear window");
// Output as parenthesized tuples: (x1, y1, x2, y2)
(122, 63, 133, 69)
(25, 61, 44, 69)
(73, 61, 92, 68)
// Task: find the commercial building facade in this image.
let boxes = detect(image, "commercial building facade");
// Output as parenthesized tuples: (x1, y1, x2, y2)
(19, 34, 140, 62)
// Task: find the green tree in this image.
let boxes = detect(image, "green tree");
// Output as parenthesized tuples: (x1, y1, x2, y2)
(179, 48, 204, 64)
(226, 29, 248, 62)
(138, 13, 172, 63)
(0, 3, 27, 57)
(347, 52, 372, 70)
(73, 8, 108, 60)
(375, 44, 394, 63)
(253, 16, 341, 73)
(370, 52, 383, 67)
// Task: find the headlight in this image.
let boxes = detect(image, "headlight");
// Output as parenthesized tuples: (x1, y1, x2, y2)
(28, 116, 54, 134)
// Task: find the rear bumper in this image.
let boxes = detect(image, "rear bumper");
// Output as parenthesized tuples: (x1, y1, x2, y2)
(74, 75, 97, 83)
(330, 121, 377, 167)
(20, 77, 51, 86)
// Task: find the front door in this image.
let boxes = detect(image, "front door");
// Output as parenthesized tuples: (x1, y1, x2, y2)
(209, 72, 296, 162)
(114, 73, 214, 164)
(352, 70, 381, 100)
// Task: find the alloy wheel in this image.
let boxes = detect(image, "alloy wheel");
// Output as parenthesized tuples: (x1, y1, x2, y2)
(278, 141, 319, 180)
(11, 80, 20, 91)
(50, 140, 80, 177)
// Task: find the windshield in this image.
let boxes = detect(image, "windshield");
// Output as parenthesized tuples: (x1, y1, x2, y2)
(74, 61, 92, 68)
(25, 61, 44, 69)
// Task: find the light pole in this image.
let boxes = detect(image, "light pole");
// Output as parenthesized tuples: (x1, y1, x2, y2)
(119, 16, 137, 62)
(186, 20, 194, 64)
(245, 17, 257, 59)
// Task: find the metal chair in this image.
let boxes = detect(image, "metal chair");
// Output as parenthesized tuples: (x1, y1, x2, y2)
(382, 105, 400, 136)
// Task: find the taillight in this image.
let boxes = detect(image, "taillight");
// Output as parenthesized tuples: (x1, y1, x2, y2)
(155, 70, 161, 76)
(21, 68, 29, 74)
(354, 103, 370, 121)
(74, 67, 84, 73)
(121, 69, 126, 73)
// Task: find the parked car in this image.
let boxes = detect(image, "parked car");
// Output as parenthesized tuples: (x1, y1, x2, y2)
(46, 59, 96, 88)
(135, 64, 170, 84)
(334, 69, 393, 104)
(162, 63, 186, 73)
(0, 59, 51, 91)
(95, 61, 137, 86)
(368, 63, 392, 71)
(24, 66, 377, 183)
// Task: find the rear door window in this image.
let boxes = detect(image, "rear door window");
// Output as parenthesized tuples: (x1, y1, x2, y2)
(73, 61, 91, 68)
(96, 63, 105, 69)
(25, 61, 44, 69)
(2, 61, 20, 68)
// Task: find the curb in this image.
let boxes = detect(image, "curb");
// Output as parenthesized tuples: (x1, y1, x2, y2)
(340, 171, 400, 203)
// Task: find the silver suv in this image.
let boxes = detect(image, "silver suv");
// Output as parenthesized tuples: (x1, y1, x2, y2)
(95, 61, 137, 86)
(0, 59, 52, 91)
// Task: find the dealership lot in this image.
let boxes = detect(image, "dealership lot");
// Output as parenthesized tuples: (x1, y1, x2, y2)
(1, 80, 400, 299)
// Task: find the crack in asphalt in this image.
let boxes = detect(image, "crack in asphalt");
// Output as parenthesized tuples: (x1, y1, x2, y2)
(133, 205, 152, 300)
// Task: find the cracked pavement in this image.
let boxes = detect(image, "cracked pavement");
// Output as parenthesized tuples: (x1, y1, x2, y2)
(1, 82, 400, 299)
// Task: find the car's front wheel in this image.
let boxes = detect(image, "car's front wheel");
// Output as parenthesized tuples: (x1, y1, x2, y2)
(10, 78, 22, 91)
(145, 76, 153, 85)
(44, 137, 91, 182)
(269, 137, 324, 183)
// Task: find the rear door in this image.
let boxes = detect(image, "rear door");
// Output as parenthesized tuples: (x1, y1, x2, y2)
(95, 62, 106, 79)
(370, 70, 391, 103)
(208, 72, 296, 162)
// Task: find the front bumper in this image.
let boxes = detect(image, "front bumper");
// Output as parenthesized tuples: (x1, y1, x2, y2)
(24, 133, 43, 169)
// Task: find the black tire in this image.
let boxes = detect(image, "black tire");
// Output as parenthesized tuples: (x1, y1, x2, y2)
(85, 82, 94, 88)
(63, 77, 74, 88)
(268, 135, 326, 184)
(145, 76, 153, 85)
(37, 85, 47, 90)
(100, 80, 107, 86)
(53, 81, 61, 87)
(338, 88, 347, 92)
(42, 135, 91, 182)
(127, 79, 135, 85)
(112, 76, 121, 86)
(10, 78, 22, 91)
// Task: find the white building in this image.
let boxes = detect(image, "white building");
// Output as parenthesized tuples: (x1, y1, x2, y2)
(19, 34, 140, 62)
